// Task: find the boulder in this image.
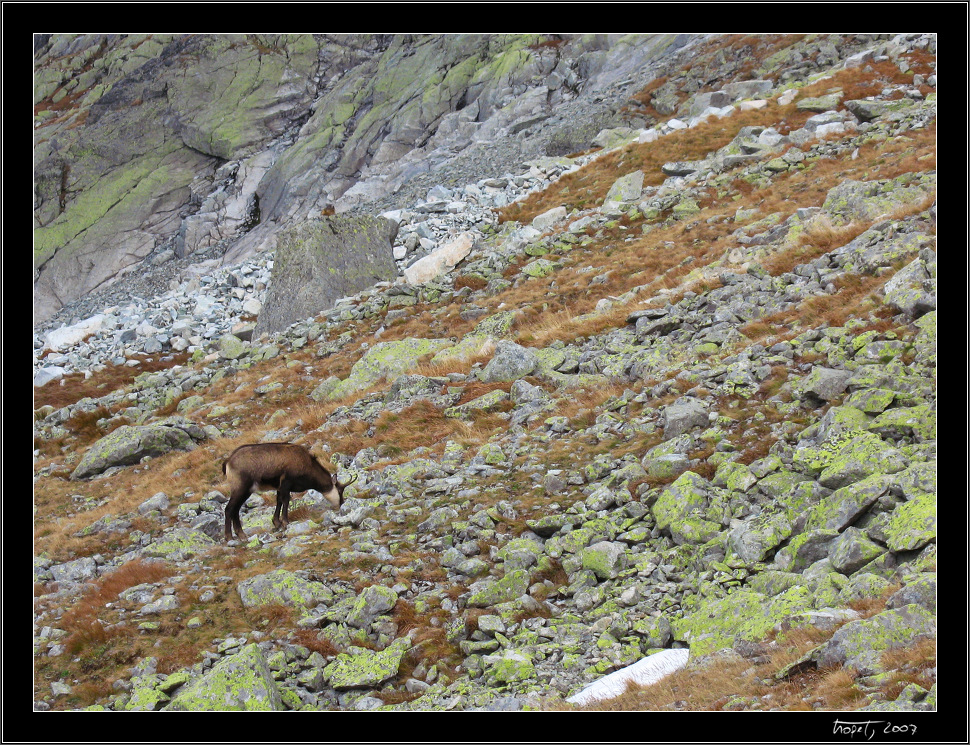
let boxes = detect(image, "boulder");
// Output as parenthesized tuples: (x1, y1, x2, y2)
(479, 340, 538, 382)
(811, 604, 935, 675)
(167, 644, 285, 711)
(662, 397, 709, 439)
(403, 232, 474, 285)
(237, 569, 333, 614)
(327, 337, 453, 401)
(70, 417, 208, 480)
(254, 215, 398, 337)
(323, 637, 411, 690)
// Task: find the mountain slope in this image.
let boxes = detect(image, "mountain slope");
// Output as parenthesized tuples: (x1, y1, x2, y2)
(32, 32, 937, 718)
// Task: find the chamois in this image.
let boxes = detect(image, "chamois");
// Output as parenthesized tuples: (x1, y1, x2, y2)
(222, 442, 343, 542)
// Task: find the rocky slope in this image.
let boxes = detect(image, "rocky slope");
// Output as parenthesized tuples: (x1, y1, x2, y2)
(33, 33, 937, 716)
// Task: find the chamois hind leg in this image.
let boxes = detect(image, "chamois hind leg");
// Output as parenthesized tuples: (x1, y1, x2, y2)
(225, 486, 250, 542)
(273, 483, 292, 531)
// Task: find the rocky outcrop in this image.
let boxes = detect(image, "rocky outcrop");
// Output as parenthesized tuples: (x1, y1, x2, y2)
(252, 214, 398, 336)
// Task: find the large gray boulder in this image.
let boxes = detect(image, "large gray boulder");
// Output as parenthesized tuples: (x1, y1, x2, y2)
(70, 417, 208, 480)
(253, 215, 398, 336)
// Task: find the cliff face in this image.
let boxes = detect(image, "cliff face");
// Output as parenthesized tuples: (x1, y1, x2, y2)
(33, 33, 692, 324)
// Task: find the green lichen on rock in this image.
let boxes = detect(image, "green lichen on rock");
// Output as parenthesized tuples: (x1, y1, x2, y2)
(795, 430, 908, 489)
(672, 585, 811, 657)
(70, 418, 206, 480)
(821, 173, 937, 225)
(651, 471, 721, 544)
(804, 474, 893, 533)
(467, 569, 531, 607)
(811, 604, 935, 675)
(483, 649, 536, 685)
(322, 636, 410, 690)
(236, 569, 333, 615)
(867, 403, 936, 442)
(167, 644, 285, 711)
(140, 527, 217, 561)
(883, 492, 936, 552)
(328, 337, 454, 400)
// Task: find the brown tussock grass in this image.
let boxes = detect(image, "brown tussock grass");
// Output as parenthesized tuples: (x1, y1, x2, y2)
(497, 100, 813, 225)
(57, 560, 175, 655)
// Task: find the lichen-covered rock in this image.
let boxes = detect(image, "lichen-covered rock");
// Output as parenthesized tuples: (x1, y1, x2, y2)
(346, 585, 399, 628)
(327, 337, 453, 400)
(804, 474, 893, 533)
(886, 573, 936, 612)
(167, 644, 286, 711)
(139, 527, 217, 561)
(883, 492, 936, 552)
(883, 254, 937, 318)
(483, 649, 536, 685)
(254, 215, 399, 336)
(467, 569, 531, 607)
(811, 604, 936, 675)
(49, 557, 98, 584)
(479, 340, 539, 382)
(828, 527, 886, 575)
(444, 390, 510, 419)
(727, 511, 793, 565)
(773, 529, 840, 573)
(821, 174, 936, 225)
(867, 403, 936, 442)
(652, 470, 713, 543)
(70, 417, 207, 480)
(237, 569, 333, 614)
(323, 636, 410, 690)
(814, 432, 908, 489)
(580, 541, 628, 580)
(673, 586, 811, 657)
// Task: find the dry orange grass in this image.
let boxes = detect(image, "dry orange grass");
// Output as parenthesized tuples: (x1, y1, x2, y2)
(497, 102, 812, 225)
(55, 559, 175, 654)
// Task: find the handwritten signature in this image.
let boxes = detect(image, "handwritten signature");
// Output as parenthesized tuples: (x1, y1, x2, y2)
(833, 720, 918, 740)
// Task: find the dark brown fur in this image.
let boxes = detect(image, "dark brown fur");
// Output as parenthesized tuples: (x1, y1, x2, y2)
(222, 442, 343, 542)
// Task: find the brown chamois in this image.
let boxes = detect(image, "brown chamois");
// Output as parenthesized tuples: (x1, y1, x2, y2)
(222, 442, 344, 542)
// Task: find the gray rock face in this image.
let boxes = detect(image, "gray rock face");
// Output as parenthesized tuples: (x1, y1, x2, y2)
(253, 216, 398, 337)
(34, 33, 699, 325)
